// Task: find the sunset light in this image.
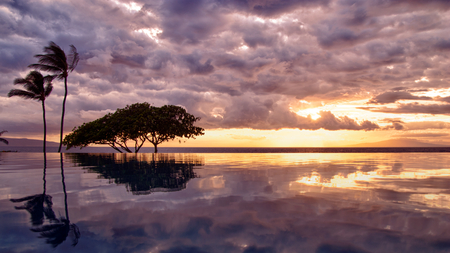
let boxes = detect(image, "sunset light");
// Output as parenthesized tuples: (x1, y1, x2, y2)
(3, 1, 450, 251)
(1, 0, 450, 149)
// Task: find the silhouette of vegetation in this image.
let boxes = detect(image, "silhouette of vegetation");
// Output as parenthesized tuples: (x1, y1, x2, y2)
(29, 41, 79, 153)
(68, 153, 203, 195)
(0, 130, 8, 145)
(10, 153, 80, 248)
(8, 71, 53, 153)
(10, 154, 55, 227)
(11, 194, 56, 225)
(63, 102, 204, 153)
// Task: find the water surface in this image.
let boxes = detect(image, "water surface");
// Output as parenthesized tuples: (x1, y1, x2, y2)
(1, 152, 450, 252)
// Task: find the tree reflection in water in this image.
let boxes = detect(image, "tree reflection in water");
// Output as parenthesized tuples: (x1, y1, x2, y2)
(67, 153, 204, 195)
(10, 153, 80, 248)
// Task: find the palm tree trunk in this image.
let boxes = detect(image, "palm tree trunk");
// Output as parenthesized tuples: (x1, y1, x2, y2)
(60, 153, 69, 221)
(58, 77, 68, 153)
(42, 100, 46, 154)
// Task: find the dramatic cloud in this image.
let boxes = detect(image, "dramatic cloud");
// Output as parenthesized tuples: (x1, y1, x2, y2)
(1, 0, 450, 142)
(403, 121, 450, 130)
(368, 91, 432, 104)
(380, 118, 405, 130)
(362, 103, 450, 115)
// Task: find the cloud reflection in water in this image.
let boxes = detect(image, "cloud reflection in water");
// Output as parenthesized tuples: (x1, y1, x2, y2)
(2, 153, 450, 252)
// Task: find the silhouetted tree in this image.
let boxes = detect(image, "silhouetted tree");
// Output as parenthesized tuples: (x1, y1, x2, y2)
(29, 41, 79, 153)
(30, 217, 80, 248)
(0, 130, 8, 145)
(8, 71, 53, 153)
(68, 153, 203, 195)
(10, 153, 56, 226)
(63, 103, 204, 153)
(144, 105, 205, 153)
(11, 153, 80, 248)
(10, 194, 56, 226)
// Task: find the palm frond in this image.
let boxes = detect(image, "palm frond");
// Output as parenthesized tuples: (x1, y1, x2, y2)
(8, 71, 52, 101)
(44, 42, 67, 60)
(14, 71, 44, 95)
(44, 83, 53, 97)
(13, 77, 30, 85)
(8, 89, 38, 99)
(26, 70, 45, 80)
(29, 61, 64, 73)
(23, 83, 41, 95)
(0, 130, 8, 145)
(29, 41, 69, 78)
(36, 53, 66, 67)
(68, 45, 79, 72)
(43, 75, 55, 83)
(13, 80, 33, 94)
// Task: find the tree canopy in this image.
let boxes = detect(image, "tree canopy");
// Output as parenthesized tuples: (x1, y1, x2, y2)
(63, 102, 204, 153)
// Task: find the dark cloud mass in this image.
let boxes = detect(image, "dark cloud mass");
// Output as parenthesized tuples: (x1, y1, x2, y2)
(368, 91, 432, 104)
(1, 0, 450, 138)
(363, 103, 450, 115)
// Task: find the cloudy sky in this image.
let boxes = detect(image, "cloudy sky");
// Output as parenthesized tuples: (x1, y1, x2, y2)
(1, 0, 450, 147)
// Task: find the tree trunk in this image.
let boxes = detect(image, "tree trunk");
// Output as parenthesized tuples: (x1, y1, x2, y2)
(154, 144, 158, 153)
(58, 77, 68, 153)
(60, 153, 69, 221)
(42, 100, 46, 154)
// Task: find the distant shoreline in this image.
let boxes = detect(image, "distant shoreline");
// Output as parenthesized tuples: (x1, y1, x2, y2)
(2, 146, 450, 153)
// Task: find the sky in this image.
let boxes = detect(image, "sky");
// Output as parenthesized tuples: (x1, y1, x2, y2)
(1, 0, 450, 147)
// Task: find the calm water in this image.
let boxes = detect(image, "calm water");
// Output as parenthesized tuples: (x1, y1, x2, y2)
(1, 152, 450, 253)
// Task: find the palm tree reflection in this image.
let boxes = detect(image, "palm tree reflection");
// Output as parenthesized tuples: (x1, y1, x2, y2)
(68, 153, 203, 195)
(10, 153, 80, 247)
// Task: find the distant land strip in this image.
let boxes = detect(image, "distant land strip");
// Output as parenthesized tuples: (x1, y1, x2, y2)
(181, 147, 450, 153)
(2, 146, 450, 153)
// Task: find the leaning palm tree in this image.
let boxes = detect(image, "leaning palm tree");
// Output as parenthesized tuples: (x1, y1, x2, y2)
(8, 71, 53, 153)
(29, 42, 79, 153)
(0, 130, 8, 145)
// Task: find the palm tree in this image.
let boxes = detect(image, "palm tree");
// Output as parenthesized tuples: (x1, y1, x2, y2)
(8, 71, 53, 153)
(29, 42, 79, 153)
(0, 130, 8, 145)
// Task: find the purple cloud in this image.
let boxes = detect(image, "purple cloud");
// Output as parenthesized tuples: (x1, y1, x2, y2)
(1, 0, 450, 139)
(368, 91, 432, 104)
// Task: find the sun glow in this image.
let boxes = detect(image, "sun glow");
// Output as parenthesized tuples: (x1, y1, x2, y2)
(295, 168, 450, 191)
(135, 28, 163, 43)
(414, 88, 450, 98)
(294, 167, 450, 209)
(238, 44, 249, 50)
(295, 108, 321, 120)
(415, 76, 430, 83)
(110, 0, 142, 13)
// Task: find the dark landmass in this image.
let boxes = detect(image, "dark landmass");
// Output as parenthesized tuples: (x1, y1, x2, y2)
(0, 138, 59, 147)
(1, 138, 450, 153)
(346, 138, 448, 148)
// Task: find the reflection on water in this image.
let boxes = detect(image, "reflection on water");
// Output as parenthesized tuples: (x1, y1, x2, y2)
(2, 152, 450, 252)
(291, 154, 450, 209)
(67, 153, 203, 195)
(9, 153, 80, 248)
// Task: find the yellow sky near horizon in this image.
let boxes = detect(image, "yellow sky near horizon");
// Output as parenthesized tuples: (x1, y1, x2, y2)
(3, 1, 450, 149)
(18, 86, 450, 148)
